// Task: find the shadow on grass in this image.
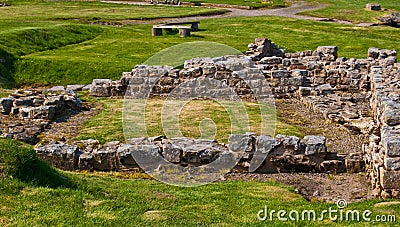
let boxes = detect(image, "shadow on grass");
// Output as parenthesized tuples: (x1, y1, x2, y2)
(0, 49, 16, 88)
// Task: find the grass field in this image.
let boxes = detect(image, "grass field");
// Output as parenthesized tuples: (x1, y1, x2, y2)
(1, 1, 400, 226)
(1, 138, 399, 226)
(301, 0, 400, 23)
(75, 94, 300, 144)
(185, 0, 285, 8)
(0, 0, 399, 87)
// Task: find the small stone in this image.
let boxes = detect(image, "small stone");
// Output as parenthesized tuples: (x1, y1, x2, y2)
(381, 190, 392, 199)
(47, 86, 65, 92)
(301, 135, 326, 155)
(0, 97, 13, 114)
(366, 3, 381, 11)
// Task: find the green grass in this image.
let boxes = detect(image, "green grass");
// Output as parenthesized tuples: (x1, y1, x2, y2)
(0, 1, 399, 86)
(13, 16, 400, 86)
(0, 130, 399, 226)
(0, 138, 72, 192)
(75, 94, 300, 144)
(300, 0, 400, 23)
(1, 166, 399, 226)
(185, 0, 285, 8)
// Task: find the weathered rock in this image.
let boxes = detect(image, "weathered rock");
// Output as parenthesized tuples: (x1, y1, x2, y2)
(48, 86, 65, 93)
(384, 157, 400, 171)
(78, 152, 95, 170)
(35, 143, 81, 171)
(117, 144, 137, 169)
(162, 142, 182, 163)
(66, 84, 86, 91)
(301, 135, 326, 155)
(92, 149, 118, 171)
(0, 97, 13, 114)
(90, 79, 112, 97)
(63, 93, 82, 110)
(366, 3, 381, 11)
(378, 13, 400, 28)
(19, 106, 55, 120)
(320, 160, 346, 173)
(345, 153, 365, 173)
(380, 168, 400, 189)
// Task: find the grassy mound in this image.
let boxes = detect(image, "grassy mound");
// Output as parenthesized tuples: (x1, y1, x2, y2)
(0, 24, 103, 87)
(0, 138, 72, 193)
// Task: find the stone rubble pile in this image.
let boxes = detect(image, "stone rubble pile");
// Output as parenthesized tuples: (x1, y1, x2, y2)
(35, 134, 363, 174)
(0, 88, 82, 144)
(378, 12, 400, 28)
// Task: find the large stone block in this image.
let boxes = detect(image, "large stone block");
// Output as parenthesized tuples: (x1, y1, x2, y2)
(382, 137, 400, 157)
(380, 168, 400, 189)
(19, 106, 56, 120)
(92, 149, 118, 171)
(90, 79, 112, 97)
(0, 97, 13, 114)
(366, 3, 381, 11)
(35, 143, 81, 171)
(117, 144, 138, 169)
(162, 142, 182, 163)
(384, 157, 400, 171)
(301, 135, 326, 155)
(249, 135, 280, 172)
(78, 152, 95, 171)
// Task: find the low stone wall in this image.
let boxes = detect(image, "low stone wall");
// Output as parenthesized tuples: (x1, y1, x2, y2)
(35, 134, 363, 174)
(84, 38, 399, 197)
(0, 89, 82, 144)
(364, 65, 400, 198)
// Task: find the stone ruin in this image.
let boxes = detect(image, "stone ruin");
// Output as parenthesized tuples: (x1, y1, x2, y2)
(1, 37, 398, 198)
(0, 88, 82, 144)
(34, 134, 363, 175)
(83, 37, 399, 197)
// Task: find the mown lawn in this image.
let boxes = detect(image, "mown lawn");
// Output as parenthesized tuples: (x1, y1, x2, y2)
(185, 0, 285, 8)
(1, 0, 399, 87)
(75, 95, 300, 144)
(301, 0, 400, 23)
(0, 137, 399, 226)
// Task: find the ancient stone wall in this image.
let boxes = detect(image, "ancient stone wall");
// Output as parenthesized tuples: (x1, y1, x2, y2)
(84, 38, 400, 197)
(0, 89, 82, 144)
(364, 65, 400, 198)
(34, 134, 363, 174)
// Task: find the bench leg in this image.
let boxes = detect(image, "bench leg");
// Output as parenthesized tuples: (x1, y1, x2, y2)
(152, 27, 162, 36)
(191, 23, 199, 31)
(179, 28, 190, 37)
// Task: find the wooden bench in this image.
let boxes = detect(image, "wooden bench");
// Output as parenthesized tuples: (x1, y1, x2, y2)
(152, 25, 191, 37)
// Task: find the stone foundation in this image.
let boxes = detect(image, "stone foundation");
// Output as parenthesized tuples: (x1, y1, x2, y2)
(35, 134, 362, 175)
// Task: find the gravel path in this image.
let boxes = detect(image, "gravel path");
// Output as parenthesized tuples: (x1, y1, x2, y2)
(101, 0, 374, 26)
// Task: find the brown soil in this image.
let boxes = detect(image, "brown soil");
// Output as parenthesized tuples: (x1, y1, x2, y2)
(38, 102, 101, 145)
(275, 98, 369, 155)
(224, 172, 372, 203)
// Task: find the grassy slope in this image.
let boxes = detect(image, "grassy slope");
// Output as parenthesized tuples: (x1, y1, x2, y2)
(0, 0, 225, 86)
(0, 120, 398, 226)
(0, 1, 399, 86)
(300, 0, 400, 23)
(13, 17, 400, 86)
